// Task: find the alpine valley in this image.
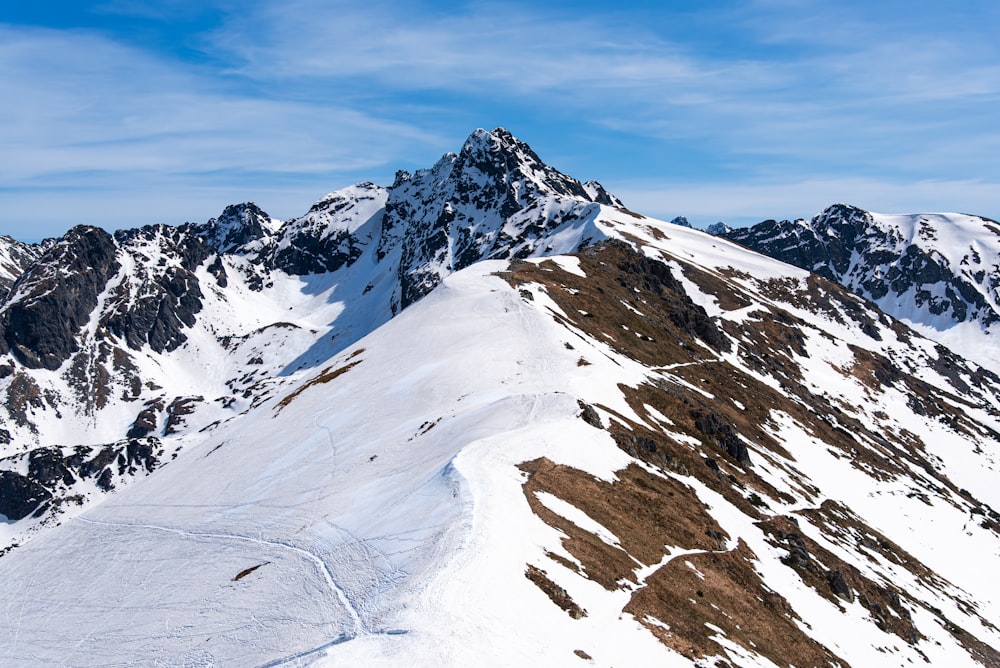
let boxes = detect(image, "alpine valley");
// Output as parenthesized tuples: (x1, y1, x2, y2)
(0, 128, 997, 667)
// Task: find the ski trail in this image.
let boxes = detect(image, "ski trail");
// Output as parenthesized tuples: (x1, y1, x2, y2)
(77, 517, 365, 636)
(255, 634, 352, 668)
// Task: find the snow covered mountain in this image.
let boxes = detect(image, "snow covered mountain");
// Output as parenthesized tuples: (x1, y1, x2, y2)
(0, 130, 998, 667)
(0, 235, 47, 302)
(716, 205, 1000, 372)
(0, 128, 626, 553)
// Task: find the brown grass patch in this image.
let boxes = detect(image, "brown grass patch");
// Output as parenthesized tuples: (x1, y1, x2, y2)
(502, 240, 729, 369)
(274, 353, 363, 412)
(525, 564, 587, 619)
(758, 515, 922, 646)
(626, 539, 848, 667)
(520, 457, 727, 590)
(232, 562, 268, 581)
(501, 241, 1000, 665)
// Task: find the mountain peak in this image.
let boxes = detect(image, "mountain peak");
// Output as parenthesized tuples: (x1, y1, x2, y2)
(812, 203, 871, 230)
(1, 130, 1000, 667)
(457, 127, 541, 172)
(720, 204, 1000, 366)
(460, 126, 516, 152)
(198, 201, 279, 253)
(706, 221, 732, 235)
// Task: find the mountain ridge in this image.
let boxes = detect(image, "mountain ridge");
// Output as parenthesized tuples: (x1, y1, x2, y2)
(0, 127, 629, 548)
(0, 128, 997, 666)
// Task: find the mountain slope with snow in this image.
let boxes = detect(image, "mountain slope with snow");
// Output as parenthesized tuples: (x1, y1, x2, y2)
(0, 207, 998, 666)
(717, 205, 1000, 372)
(0, 129, 998, 666)
(0, 129, 627, 552)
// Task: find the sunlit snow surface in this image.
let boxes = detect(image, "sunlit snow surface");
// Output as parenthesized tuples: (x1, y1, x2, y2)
(0, 208, 997, 666)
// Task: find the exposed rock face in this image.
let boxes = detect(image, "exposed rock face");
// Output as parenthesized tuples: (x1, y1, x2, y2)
(582, 180, 624, 207)
(194, 202, 276, 254)
(104, 225, 211, 353)
(267, 184, 385, 275)
(127, 399, 164, 438)
(0, 129, 998, 666)
(377, 127, 622, 308)
(0, 236, 46, 303)
(0, 438, 163, 521)
(0, 128, 629, 549)
(0, 471, 52, 521)
(0, 128, 621, 376)
(0, 226, 120, 370)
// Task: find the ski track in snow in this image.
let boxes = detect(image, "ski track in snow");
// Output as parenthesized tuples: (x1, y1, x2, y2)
(76, 517, 367, 639)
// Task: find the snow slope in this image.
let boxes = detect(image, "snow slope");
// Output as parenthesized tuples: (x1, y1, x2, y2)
(0, 128, 629, 556)
(0, 206, 998, 666)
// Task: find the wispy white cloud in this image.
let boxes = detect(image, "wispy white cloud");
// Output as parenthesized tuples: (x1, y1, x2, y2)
(209, 1, 781, 98)
(204, 0, 1000, 174)
(0, 22, 449, 237)
(2, 1, 998, 239)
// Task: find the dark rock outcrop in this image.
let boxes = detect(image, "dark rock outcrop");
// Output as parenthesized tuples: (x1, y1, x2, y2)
(693, 409, 751, 466)
(0, 236, 46, 303)
(0, 438, 164, 522)
(827, 570, 854, 602)
(103, 225, 211, 353)
(194, 202, 275, 254)
(379, 128, 622, 308)
(0, 471, 52, 520)
(0, 226, 120, 370)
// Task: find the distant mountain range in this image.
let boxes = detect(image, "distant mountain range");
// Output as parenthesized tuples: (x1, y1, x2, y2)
(0, 129, 997, 667)
(713, 205, 1000, 372)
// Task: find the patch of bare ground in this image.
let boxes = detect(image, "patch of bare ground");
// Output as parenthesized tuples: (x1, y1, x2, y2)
(609, 378, 797, 518)
(843, 344, 1000, 443)
(501, 241, 730, 369)
(519, 457, 727, 591)
(525, 564, 587, 619)
(274, 349, 364, 413)
(506, 241, 981, 515)
(719, 309, 808, 387)
(642, 224, 666, 240)
(758, 275, 887, 341)
(502, 242, 1000, 663)
(627, 333, 985, 519)
(758, 515, 922, 645)
(232, 562, 268, 581)
(795, 501, 1000, 665)
(677, 263, 754, 312)
(625, 539, 848, 667)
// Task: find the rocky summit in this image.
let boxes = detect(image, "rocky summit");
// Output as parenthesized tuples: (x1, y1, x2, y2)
(0, 129, 997, 667)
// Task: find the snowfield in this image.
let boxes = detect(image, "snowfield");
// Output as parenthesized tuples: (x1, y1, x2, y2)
(1, 243, 998, 666)
(0, 263, 671, 666)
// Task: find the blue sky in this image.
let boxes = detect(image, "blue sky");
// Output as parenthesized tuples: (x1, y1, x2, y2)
(2, 1, 999, 240)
